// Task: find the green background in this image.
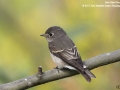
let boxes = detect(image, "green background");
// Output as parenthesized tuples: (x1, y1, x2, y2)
(0, 0, 120, 90)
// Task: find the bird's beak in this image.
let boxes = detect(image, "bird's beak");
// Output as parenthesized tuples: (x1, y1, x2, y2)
(40, 34, 45, 37)
(40, 34, 48, 37)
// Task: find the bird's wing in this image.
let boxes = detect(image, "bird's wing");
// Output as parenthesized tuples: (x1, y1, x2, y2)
(49, 45, 84, 72)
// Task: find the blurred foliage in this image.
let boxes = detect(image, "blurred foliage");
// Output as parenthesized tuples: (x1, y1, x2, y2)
(0, 0, 120, 90)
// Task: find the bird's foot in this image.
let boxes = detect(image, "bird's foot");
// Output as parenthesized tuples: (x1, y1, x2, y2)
(54, 66, 60, 73)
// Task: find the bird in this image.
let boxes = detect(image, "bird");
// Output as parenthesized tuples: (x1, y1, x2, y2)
(40, 26, 96, 82)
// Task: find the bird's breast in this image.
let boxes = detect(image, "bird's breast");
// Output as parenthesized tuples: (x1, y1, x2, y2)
(50, 52, 66, 68)
(50, 52, 76, 70)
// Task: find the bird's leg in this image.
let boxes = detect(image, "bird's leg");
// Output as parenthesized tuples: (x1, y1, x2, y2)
(54, 66, 60, 73)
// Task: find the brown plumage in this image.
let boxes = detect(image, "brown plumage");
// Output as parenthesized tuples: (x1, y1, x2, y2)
(41, 26, 96, 82)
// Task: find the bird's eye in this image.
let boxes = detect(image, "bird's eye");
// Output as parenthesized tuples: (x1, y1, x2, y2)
(49, 33, 54, 36)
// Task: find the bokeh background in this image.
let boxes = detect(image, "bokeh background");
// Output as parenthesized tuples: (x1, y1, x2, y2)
(0, 0, 120, 90)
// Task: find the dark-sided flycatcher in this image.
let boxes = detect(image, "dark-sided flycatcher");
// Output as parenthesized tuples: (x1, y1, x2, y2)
(40, 26, 96, 82)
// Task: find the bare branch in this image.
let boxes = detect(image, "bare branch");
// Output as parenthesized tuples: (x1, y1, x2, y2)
(0, 49, 120, 90)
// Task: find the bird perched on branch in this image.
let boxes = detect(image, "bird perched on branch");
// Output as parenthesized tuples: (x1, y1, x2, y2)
(40, 26, 96, 82)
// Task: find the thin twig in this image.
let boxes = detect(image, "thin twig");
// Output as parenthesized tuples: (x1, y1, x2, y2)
(0, 49, 120, 90)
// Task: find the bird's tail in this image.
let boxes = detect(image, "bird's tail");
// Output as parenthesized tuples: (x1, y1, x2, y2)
(77, 68, 96, 82)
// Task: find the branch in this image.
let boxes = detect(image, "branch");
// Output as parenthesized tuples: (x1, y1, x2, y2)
(0, 49, 120, 90)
